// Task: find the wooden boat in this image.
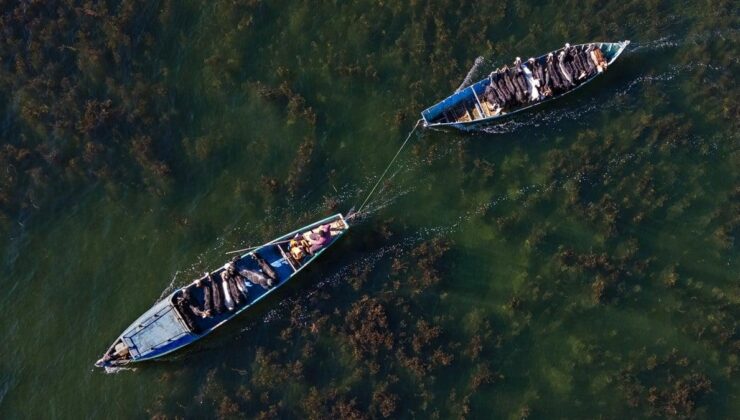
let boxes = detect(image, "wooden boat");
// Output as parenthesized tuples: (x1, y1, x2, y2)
(95, 213, 349, 368)
(421, 41, 630, 131)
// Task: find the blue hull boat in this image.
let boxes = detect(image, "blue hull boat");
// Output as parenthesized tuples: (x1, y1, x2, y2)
(421, 41, 629, 131)
(95, 213, 349, 368)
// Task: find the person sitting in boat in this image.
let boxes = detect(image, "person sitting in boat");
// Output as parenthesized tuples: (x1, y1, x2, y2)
(483, 83, 497, 105)
(502, 66, 523, 104)
(305, 224, 332, 254)
(102, 341, 131, 363)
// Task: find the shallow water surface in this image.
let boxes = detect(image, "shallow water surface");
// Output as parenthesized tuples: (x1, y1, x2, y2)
(0, 1, 738, 418)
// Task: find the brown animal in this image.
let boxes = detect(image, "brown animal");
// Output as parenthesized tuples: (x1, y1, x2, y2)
(590, 47, 608, 72)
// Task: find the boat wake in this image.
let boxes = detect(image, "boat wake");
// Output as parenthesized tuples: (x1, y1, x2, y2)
(630, 28, 739, 53)
(473, 58, 728, 135)
(629, 36, 682, 53)
(475, 100, 604, 134)
(349, 185, 417, 223)
(615, 61, 727, 99)
(102, 365, 137, 375)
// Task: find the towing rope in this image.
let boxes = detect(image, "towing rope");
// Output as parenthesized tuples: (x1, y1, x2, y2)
(353, 119, 423, 217)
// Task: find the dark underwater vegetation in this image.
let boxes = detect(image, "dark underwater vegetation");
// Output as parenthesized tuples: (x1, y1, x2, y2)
(0, 0, 738, 418)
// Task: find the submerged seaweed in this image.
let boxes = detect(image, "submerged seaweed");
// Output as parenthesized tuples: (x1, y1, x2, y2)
(0, 0, 738, 419)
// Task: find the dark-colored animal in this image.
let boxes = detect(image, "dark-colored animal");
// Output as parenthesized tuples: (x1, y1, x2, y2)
(557, 51, 574, 88)
(581, 45, 596, 75)
(198, 279, 213, 315)
(495, 75, 512, 104)
(493, 80, 508, 104)
(233, 273, 250, 298)
(181, 287, 208, 318)
(532, 59, 550, 96)
(484, 83, 504, 106)
(567, 47, 586, 80)
(546, 54, 564, 91)
(208, 273, 224, 314)
(174, 290, 201, 332)
(484, 84, 496, 104)
(222, 264, 246, 306)
(574, 48, 590, 77)
(513, 58, 530, 99)
(224, 274, 243, 305)
(241, 268, 273, 289)
(218, 272, 236, 311)
(502, 67, 524, 104)
(252, 252, 278, 281)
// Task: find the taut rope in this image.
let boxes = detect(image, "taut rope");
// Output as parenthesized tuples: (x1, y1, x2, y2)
(352, 119, 423, 217)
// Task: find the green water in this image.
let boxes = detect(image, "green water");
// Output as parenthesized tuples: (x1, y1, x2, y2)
(1, 1, 738, 418)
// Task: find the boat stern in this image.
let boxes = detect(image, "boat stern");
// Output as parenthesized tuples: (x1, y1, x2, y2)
(94, 337, 133, 368)
(94, 297, 196, 368)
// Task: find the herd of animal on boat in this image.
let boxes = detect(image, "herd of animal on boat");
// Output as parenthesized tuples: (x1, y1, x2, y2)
(99, 222, 336, 365)
(466, 43, 608, 122)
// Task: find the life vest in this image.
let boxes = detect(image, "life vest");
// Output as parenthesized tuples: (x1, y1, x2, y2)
(289, 239, 305, 260)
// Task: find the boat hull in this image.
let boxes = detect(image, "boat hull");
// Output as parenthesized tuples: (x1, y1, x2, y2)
(95, 213, 349, 367)
(421, 41, 629, 131)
